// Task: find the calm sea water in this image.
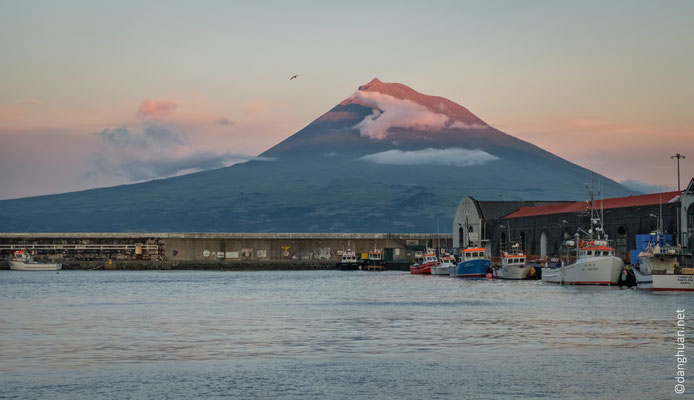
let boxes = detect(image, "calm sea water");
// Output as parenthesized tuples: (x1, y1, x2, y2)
(1, 270, 692, 399)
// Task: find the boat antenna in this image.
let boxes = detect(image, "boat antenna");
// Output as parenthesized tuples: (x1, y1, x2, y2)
(600, 176, 604, 239)
(659, 191, 663, 236)
(437, 218, 441, 256)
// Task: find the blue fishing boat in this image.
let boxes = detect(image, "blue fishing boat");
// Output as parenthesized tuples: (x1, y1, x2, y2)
(450, 248, 490, 278)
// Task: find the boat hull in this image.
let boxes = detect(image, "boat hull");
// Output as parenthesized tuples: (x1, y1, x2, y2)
(431, 265, 451, 275)
(632, 267, 694, 291)
(451, 259, 490, 278)
(496, 265, 531, 280)
(542, 256, 622, 285)
(9, 260, 62, 271)
(410, 265, 431, 274)
(338, 263, 360, 271)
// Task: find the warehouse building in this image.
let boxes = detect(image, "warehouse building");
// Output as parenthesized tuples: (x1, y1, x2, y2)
(453, 177, 694, 263)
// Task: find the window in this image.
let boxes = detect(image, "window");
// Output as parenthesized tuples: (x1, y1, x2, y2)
(587, 251, 593, 256)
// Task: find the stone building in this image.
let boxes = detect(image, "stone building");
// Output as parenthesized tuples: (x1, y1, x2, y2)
(453, 178, 694, 263)
(494, 191, 683, 262)
(451, 197, 567, 255)
(681, 178, 694, 254)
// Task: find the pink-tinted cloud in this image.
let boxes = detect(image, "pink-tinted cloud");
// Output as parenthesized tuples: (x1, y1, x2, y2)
(136, 99, 178, 119)
(92, 123, 273, 181)
(353, 91, 448, 139)
(216, 117, 234, 126)
(351, 91, 486, 140)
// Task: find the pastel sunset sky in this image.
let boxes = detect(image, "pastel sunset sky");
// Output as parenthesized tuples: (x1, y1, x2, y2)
(1, 0, 692, 199)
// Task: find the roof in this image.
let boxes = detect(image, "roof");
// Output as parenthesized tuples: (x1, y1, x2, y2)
(463, 248, 486, 252)
(581, 246, 616, 251)
(505, 191, 682, 219)
(476, 200, 570, 220)
(685, 178, 694, 196)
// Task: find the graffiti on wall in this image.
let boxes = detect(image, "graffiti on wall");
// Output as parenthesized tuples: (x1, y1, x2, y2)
(311, 247, 332, 260)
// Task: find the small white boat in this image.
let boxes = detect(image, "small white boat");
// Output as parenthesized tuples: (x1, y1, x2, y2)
(432, 255, 455, 275)
(337, 249, 360, 271)
(9, 250, 62, 271)
(495, 247, 531, 280)
(632, 240, 694, 292)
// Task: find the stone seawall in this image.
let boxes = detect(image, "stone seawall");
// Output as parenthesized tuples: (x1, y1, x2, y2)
(0, 233, 451, 268)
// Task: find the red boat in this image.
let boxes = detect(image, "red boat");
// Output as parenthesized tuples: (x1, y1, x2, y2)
(410, 252, 438, 275)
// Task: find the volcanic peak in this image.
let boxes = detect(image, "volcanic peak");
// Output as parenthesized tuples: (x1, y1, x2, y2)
(344, 78, 487, 126)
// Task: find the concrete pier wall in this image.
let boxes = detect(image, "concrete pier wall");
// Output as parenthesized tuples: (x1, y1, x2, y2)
(0, 233, 452, 268)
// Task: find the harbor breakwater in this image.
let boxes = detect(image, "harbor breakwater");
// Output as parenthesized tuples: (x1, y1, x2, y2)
(0, 233, 449, 270)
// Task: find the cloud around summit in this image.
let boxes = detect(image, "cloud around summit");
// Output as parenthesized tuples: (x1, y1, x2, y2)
(351, 91, 487, 140)
(359, 147, 499, 167)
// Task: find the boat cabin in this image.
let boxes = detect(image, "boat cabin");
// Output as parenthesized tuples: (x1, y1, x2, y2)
(367, 251, 383, 261)
(578, 245, 615, 258)
(502, 254, 526, 266)
(341, 250, 358, 263)
(422, 254, 438, 265)
(462, 248, 486, 260)
(12, 249, 32, 263)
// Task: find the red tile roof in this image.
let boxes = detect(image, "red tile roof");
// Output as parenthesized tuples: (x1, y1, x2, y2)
(505, 191, 682, 219)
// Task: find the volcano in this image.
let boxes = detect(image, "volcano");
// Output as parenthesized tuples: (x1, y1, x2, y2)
(0, 79, 634, 232)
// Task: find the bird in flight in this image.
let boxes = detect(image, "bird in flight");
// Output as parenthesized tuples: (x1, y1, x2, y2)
(290, 74, 299, 80)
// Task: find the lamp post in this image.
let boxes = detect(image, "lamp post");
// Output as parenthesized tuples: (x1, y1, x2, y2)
(671, 153, 686, 192)
(671, 154, 686, 246)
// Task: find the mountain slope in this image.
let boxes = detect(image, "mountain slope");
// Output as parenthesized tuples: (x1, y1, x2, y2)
(0, 79, 635, 232)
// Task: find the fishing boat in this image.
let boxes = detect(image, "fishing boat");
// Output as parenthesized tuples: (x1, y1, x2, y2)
(450, 248, 490, 278)
(632, 238, 694, 292)
(8, 249, 62, 271)
(542, 180, 623, 286)
(410, 252, 437, 275)
(432, 255, 455, 275)
(365, 249, 386, 271)
(495, 245, 531, 280)
(542, 238, 623, 285)
(337, 249, 360, 271)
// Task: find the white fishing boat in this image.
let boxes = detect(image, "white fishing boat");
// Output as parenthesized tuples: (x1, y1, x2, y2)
(495, 245, 531, 280)
(432, 255, 455, 275)
(632, 240, 694, 292)
(542, 180, 623, 286)
(9, 249, 62, 271)
(542, 240, 623, 285)
(337, 249, 360, 271)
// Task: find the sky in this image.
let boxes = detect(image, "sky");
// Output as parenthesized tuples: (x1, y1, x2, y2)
(1, 0, 693, 200)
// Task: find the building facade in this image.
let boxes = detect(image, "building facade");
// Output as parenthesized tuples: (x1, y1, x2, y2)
(454, 183, 694, 263)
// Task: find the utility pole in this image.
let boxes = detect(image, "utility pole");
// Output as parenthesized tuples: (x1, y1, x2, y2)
(671, 153, 686, 192)
(671, 153, 686, 246)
